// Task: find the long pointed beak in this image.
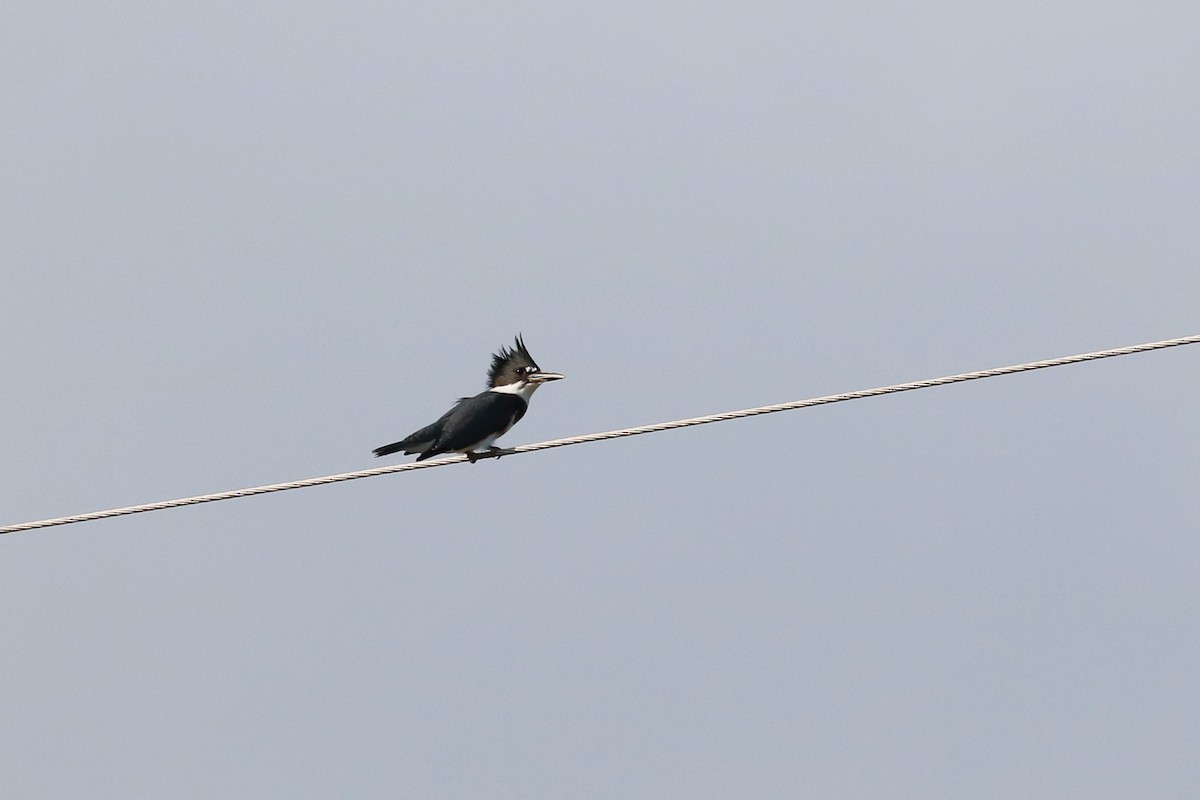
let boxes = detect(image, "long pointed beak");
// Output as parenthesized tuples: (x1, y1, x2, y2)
(529, 371, 564, 383)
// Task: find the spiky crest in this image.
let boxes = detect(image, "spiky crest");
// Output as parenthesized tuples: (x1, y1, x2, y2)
(486, 335, 539, 388)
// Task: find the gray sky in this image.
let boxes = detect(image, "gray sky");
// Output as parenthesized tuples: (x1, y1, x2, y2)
(3, 2, 1199, 797)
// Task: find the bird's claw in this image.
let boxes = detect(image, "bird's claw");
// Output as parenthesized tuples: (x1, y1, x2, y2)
(467, 446, 514, 463)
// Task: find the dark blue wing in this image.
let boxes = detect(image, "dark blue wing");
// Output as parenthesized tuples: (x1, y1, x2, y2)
(424, 391, 527, 458)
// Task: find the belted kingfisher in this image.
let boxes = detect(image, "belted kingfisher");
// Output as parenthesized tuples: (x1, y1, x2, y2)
(372, 336, 564, 462)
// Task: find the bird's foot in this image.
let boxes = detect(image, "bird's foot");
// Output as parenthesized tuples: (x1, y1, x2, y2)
(467, 446, 515, 463)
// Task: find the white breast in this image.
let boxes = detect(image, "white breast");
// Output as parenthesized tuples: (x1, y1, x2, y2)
(488, 380, 539, 402)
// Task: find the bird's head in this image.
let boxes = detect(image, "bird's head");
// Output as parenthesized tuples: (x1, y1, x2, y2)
(487, 335, 564, 393)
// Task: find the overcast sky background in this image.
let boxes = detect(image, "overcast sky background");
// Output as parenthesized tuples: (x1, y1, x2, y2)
(3, 2, 1199, 797)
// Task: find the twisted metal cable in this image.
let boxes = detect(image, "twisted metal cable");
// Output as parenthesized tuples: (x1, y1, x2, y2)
(3, 333, 1198, 535)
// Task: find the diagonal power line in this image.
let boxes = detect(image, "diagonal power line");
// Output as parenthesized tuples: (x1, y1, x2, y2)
(3, 333, 1198, 535)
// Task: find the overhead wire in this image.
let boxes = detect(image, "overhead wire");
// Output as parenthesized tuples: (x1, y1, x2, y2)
(2, 333, 1198, 535)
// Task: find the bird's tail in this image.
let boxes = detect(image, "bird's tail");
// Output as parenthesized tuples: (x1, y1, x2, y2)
(372, 441, 408, 458)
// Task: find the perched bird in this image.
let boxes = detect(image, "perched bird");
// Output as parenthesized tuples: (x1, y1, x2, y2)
(372, 336, 564, 462)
